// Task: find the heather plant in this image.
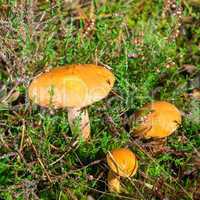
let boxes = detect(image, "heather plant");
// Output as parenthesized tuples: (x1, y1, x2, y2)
(0, 0, 200, 199)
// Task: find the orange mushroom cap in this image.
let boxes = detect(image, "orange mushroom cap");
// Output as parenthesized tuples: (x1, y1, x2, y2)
(106, 148, 138, 177)
(28, 64, 115, 109)
(133, 101, 181, 138)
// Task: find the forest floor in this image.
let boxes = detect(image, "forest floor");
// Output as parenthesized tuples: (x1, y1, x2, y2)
(0, 0, 200, 199)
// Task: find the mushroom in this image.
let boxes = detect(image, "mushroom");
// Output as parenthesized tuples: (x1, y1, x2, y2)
(132, 101, 181, 138)
(28, 64, 115, 141)
(106, 148, 138, 193)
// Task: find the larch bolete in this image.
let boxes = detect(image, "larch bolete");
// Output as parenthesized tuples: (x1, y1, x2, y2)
(28, 64, 115, 141)
(132, 101, 181, 138)
(106, 148, 138, 193)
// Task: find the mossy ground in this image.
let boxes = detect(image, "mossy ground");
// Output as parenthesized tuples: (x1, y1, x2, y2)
(0, 0, 200, 199)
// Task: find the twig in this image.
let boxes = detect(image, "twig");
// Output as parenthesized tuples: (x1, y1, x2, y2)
(28, 136, 52, 183)
(49, 140, 79, 166)
(19, 119, 25, 153)
(53, 159, 103, 183)
(0, 152, 17, 160)
(1, 83, 20, 103)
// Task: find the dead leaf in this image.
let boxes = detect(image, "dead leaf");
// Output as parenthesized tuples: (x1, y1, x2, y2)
(188, 88, 200, 100)
(182, 64, 197, 74)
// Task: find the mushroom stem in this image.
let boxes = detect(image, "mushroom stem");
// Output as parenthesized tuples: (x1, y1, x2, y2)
(107, 170, 121, 193)
(67, 108, 90, 141)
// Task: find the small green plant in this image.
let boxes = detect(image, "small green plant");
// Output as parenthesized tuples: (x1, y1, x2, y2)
(0, 0, 200, 199)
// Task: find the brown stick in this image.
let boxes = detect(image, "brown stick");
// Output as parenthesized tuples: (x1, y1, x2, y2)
(28, 136, 52, 183)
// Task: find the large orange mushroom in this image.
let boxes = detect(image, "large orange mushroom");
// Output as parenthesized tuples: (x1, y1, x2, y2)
(132, 101, 181, 138)
(106, 148, 138, 193)
(28, 64, 115, 141)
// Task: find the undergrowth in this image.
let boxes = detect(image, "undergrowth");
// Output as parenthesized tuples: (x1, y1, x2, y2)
(0, 0, 200, 199)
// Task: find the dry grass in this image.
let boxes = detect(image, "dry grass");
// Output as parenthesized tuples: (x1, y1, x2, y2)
(0, 0, 200, 199)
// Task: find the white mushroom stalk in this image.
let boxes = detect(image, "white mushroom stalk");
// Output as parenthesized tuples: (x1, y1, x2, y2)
(107, 170, 121, 193)
(67, 108, 90, 141)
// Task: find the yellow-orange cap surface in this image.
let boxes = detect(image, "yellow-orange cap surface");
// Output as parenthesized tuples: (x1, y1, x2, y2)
(28, 64, 115, 108)
(107, 148, 138, 177)
(134, 101, 181, 138)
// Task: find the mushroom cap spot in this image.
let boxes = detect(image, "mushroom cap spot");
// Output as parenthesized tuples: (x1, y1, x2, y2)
(28, 64, 115, 108)
(134, 101, 182, 138)
(106, 148, 138, 177)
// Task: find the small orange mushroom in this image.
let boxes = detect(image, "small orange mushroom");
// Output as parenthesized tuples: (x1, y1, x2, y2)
(132, 101, 181, 138)
(106, 148, 138, 193)
(28, 64, 115, 141)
